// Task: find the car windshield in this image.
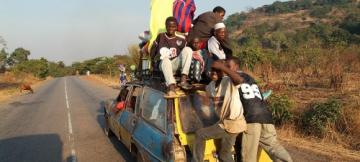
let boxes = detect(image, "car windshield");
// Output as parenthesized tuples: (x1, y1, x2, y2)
(178, 92, 219, 134)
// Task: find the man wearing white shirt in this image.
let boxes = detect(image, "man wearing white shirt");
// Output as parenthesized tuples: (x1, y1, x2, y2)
(207, 23, 229, 60)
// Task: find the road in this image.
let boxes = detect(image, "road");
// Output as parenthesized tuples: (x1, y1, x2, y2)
(0, 76, 357, 162)
(0, 76, 133, 162)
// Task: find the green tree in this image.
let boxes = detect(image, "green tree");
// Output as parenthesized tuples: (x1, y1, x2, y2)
(12, 59, 49, 79)
(57, 61, 65, 68)
(340, 13, 360, 35)
(0, 49, 8, 73)
(128, 44, 140, 66)
(0, 36, 6, 49)
(48, 61, 68, 77)
(8, 47, 30, 66)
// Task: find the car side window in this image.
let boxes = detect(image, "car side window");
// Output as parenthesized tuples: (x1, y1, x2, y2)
(113, 86, 131, 113)
(141, 87, 167, 132)
(116, 86, 130, 102)
(126, 86, 143, 113)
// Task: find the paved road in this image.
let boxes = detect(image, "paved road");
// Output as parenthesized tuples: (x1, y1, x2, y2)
(0, 76, 133, 162)
(0, 76, 357, 162)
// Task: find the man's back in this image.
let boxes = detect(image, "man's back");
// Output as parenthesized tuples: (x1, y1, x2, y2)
(188, 11, 221, 41)
(237, 72, 273, 124)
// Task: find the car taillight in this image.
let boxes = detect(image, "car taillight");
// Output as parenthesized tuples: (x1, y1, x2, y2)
(163, 141, 174, 160)
(163, 140, 186, 162)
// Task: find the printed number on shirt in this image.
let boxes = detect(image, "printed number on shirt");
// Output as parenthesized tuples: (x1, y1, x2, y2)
(240, 84, 262, 100)
(170, 48, 177, 58)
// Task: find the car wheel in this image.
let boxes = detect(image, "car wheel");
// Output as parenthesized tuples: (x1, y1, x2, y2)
(104, 110, 114, 137)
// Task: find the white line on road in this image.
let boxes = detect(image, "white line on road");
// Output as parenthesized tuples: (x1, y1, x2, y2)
(65, 79, 77, 162)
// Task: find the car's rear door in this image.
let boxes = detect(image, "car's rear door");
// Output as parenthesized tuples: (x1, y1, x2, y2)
(118, 85, 143, 149)
(109, 85, 131, 137)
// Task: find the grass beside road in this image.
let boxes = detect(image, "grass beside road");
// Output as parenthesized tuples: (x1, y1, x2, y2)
(81, 74, 120, 89)
(0, 72, 51, 102)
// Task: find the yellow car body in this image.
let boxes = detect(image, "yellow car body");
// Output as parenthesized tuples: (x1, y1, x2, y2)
(173, 90, 272, 162)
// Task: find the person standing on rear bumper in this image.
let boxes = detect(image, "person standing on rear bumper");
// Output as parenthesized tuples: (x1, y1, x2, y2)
(193, 60, 247, 162)
(225, 57, 293, 162)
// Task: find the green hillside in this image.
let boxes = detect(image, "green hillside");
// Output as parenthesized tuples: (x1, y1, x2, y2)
(225, 0, 360, 70)
(225, 0, 360, 154)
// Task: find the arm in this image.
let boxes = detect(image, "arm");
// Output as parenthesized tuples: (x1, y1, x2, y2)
(211, 61, 244, 85)
(149, 42, 157, 59)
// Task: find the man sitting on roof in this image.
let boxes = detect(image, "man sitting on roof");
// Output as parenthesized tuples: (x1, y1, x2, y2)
(188, 6, 226, 49)
(150, 16, 193, 97)
(208, 22, 232, 60)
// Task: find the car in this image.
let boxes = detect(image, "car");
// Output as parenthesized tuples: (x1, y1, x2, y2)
(103, 79, 272, 162)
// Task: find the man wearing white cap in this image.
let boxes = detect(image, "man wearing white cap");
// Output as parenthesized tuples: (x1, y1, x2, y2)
(208, 22, 229, 60)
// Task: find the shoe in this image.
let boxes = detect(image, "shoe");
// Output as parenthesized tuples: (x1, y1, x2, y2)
(178, 81, 193, 90)
(179, 74, 193, 90)
(164, 90, 177, 98)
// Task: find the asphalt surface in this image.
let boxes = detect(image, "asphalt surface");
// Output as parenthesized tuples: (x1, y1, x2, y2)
(0, 76, 133, 162)
(0, 76, 356, 162)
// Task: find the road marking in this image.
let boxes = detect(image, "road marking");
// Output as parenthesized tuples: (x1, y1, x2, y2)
(65, 79, 77, 162)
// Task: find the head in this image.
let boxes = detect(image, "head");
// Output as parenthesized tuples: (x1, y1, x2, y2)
(226, 56, 242, 71)
(165, 17, 178, 37)
(191, 37, 201, 51)
(214, 23, 226, 41)
(213, 6, 226, 20)
(210, 68, 223, 81)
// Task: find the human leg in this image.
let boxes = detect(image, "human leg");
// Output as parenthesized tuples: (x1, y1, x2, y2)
(160, 58, 178, 96)
(259, 124, 292, 162)
(178, 47, 193, 89)
(241, 123, 262, 162)
(180, 47, 193, 75)
(219, 132, 238, 162)
(160, 57, 176, 86)
(193, 124, 229, 162)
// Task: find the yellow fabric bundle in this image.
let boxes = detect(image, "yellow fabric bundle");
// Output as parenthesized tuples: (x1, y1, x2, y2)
(148, 0, 173, 52)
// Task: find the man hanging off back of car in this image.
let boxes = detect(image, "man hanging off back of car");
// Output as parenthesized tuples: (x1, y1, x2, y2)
(224, 57, 293, 162)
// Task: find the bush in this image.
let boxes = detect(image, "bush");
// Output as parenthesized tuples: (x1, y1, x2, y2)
(268, 94, 293, 125)
(310, 6, 332, 18)
(301, 99, 342, 137)
(235, 47, 263, 71)
(225, 12, 247, 31)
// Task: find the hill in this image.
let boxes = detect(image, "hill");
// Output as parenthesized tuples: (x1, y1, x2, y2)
(224, 0, 360, 160)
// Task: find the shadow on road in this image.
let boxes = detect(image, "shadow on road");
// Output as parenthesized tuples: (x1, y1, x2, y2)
(9, 101, 43, 107)
(96, 101, 135, 162)
(0, 134, 63, 162)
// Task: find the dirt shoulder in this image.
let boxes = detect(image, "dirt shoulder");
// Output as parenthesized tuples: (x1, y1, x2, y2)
(279, 132, 360, 162)
(80, 74, 120, 89)
(0, 73, 52, 103)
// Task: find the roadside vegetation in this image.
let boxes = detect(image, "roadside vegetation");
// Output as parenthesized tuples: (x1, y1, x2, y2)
(225, 0, 360, 154)
(1, 0, 359, 159)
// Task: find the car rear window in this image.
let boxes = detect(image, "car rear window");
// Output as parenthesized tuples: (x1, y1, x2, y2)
(179, 92, 219, 134)
(141, 87, 167, 132)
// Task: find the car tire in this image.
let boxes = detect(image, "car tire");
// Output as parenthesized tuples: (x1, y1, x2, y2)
(104, 109, 114, 137)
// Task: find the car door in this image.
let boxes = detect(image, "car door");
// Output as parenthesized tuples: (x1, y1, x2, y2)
(118, 85, 143, 149)
(109, 85, 131, 138)
(132, 87, 171, 162)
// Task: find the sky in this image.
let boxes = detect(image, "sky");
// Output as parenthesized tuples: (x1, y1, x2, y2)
(0, 0, 284, 65)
